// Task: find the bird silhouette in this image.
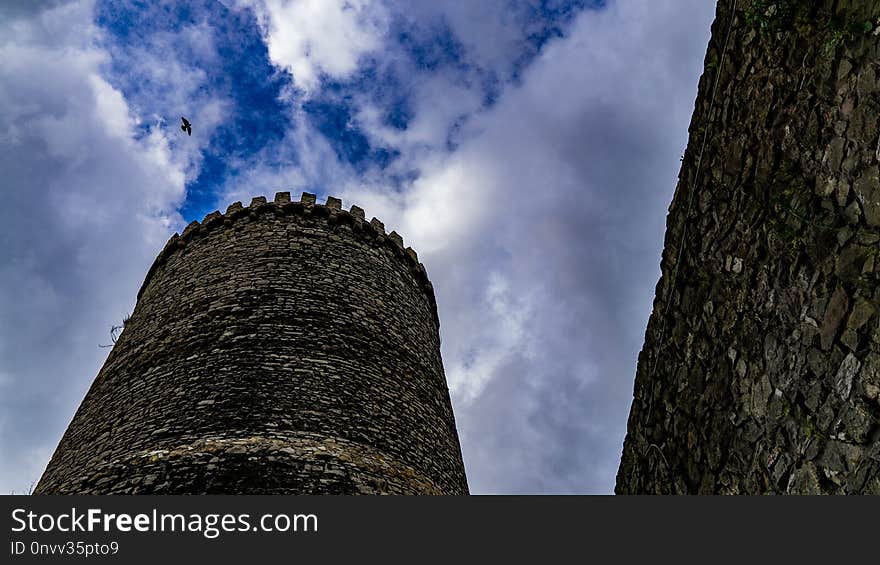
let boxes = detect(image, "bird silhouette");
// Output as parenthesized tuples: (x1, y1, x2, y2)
(180, 117, 192, 136)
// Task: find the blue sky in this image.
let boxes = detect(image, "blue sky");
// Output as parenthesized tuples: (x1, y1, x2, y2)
(91, 0, 603, 222)
(0, 0, 715, 494)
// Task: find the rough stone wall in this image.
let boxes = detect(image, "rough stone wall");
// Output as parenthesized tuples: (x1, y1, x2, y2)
(36, 192, 468, 494)
(617, 0, 880, 494)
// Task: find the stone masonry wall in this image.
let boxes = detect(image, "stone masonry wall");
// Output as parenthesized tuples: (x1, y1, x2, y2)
(35, 192, 469, 494)
(617, 0, 880, 494)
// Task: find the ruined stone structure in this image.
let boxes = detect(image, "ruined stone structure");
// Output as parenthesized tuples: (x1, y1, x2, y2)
(618, 0, 880, 494)
(36, 192, 468, 494)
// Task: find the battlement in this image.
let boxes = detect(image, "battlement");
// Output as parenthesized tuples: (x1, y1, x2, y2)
(138, 191, 437, 324)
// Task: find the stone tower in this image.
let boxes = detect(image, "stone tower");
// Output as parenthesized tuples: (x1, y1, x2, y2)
(36, 192, 469, 494)
(618, 0, 880, 494)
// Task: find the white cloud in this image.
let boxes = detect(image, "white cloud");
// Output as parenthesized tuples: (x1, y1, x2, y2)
(356, 74, 484, 151)
(446, 271, 537, 402)
(253, 0, 388, 92)
(217, 103, 344, 207)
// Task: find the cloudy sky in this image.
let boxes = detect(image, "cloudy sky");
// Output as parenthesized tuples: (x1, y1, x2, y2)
(0, 0, 715, 494)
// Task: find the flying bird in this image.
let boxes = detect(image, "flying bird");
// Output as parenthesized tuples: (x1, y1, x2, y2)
(180, 117, 192, 136)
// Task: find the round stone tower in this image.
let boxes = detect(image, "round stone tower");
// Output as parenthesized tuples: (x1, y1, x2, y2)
(35, 192, 469, 494)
